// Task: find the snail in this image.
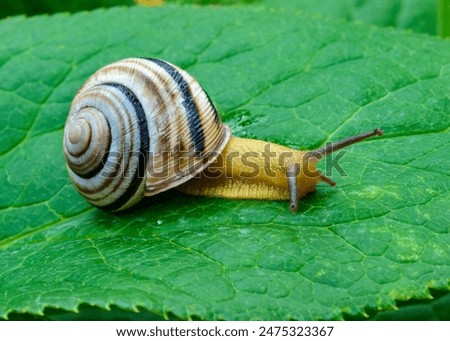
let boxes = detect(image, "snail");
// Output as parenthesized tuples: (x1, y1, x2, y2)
(63, 57, 383, 212)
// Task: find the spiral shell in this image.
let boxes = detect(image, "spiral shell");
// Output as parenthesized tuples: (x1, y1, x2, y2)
(63, 58, 231, 211)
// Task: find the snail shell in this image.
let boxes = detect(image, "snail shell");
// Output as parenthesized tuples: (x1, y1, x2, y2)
(63, 58, 231, 211)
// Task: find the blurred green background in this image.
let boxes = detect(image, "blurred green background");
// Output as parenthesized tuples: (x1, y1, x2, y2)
(1, 0, 449, 37)
(0, 0, 134, 18)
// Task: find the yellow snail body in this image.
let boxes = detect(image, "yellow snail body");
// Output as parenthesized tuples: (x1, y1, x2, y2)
(63, 58, 383, 212)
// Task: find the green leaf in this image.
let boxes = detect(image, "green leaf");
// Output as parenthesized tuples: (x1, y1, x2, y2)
(440, 0, 450, 37)
(0, 5, 449, 320)
(7, 290, 450, 321)
(369, 290, 450, 321)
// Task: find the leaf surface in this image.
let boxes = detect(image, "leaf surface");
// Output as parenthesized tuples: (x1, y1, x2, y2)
(0, 6, 449, 320)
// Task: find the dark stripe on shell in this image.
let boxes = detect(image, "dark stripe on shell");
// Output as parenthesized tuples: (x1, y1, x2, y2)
(101, 82, 149, 211)
(144, 58, 205, 153)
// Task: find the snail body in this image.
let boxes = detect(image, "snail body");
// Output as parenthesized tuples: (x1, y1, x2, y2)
(63, 58, 383, 212)
(179, 131, 383, 211)
(178, 136, 320, 206)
